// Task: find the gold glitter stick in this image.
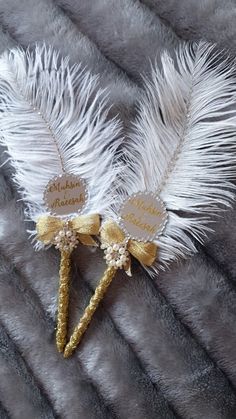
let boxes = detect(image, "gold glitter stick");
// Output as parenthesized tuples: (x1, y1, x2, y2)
(36, 215, 100, 352)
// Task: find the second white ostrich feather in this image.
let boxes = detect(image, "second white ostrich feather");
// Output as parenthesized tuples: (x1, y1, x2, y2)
(109, 42, 236, 268)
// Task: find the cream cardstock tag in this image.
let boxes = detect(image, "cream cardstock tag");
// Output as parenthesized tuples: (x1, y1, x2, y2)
(120, 191, 168, 242)
(44, 174, 88, 216)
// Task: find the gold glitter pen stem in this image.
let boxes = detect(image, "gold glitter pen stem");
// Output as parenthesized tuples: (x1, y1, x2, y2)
(64, 266, 117, 358)
(56, 250, 71, 353)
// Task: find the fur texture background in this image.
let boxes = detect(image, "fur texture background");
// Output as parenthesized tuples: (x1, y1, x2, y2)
(0, 1, 236, 418)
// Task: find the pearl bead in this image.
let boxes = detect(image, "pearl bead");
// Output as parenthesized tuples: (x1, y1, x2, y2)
(107, 246, 113, 254)
(66, 230, 72, 237)
(116, 260, 123, 268)
(120, 255, 127, 263)
(113, 244, 119, 251)
(59, 230, 65, 237)
(105, 254, 112, 261)
(119, 247, 125, 254)
(110, 260, 116, 266)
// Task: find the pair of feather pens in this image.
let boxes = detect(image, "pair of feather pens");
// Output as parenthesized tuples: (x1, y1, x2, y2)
(0, 42, 236, 358)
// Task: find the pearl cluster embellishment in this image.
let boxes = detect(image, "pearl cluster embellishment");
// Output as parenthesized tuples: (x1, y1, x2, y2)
(54, 227, 79, 252)
(101, 242, 130, 269)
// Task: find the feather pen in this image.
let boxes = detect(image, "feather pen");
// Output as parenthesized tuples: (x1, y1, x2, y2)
(0, 45, 122, 353)
(64, 42, 236, 357)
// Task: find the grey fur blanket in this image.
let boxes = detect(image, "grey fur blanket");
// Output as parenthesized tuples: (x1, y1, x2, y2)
(0, 1, 236, 418)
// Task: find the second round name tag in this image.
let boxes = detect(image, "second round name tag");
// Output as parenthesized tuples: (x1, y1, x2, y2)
(119, 191, 168, 242)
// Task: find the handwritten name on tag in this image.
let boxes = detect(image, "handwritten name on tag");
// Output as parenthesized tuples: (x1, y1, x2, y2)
(44, 174, 88, 216)
(120, 192, 168, 242)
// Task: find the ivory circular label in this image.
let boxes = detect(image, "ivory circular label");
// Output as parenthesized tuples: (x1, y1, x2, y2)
(44, 174, 88, 216)
(120, 192, 168, 242)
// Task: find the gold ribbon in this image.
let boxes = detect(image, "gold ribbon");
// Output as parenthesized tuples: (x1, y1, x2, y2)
(100, 220, 157, 274)
(36, 214, 100, 247)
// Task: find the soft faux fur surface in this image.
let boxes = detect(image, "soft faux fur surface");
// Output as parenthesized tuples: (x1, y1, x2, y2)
(0, 1, 236, 418)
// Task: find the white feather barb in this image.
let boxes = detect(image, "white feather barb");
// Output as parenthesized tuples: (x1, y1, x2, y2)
(0, 45, 122, 226)
(113, 42, 236, 269)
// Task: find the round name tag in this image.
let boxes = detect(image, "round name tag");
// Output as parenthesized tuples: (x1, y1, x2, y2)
(44, 174, 88, 216)
(119, 191, 168, 242)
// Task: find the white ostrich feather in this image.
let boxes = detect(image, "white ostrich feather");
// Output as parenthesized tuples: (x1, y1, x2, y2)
(109, 42, 236, 269)
(0, 45, 122, 238)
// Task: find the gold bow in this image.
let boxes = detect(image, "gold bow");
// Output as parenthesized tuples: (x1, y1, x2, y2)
(100, 220, 157, 275)
(36, 214, 100, 247)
